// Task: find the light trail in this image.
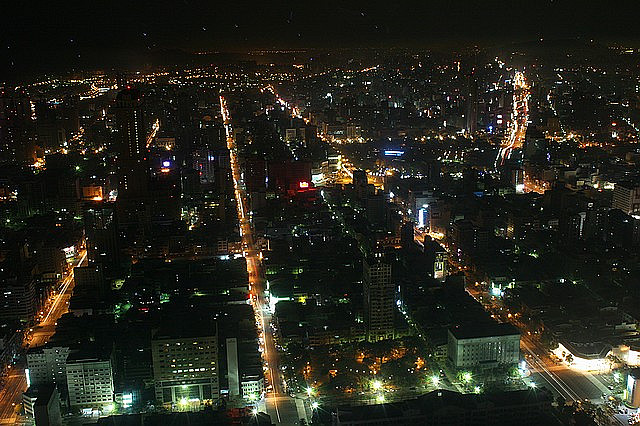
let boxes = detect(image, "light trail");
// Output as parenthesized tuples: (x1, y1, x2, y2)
(220, 94, 286, 423)
(495, 71, 529, 167)
(146, 118, 160, 148)
(42, 251, 87, 324)
(521, 338, 581, 402)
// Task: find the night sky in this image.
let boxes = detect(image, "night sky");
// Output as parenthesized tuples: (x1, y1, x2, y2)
(2, 0, 640, 80)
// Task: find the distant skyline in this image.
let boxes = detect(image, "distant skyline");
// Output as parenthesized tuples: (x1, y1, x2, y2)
(3, 0, 640, 80)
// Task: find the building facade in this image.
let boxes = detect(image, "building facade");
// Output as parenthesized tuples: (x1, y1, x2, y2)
(26, 346, 70, 394)
(151, 329, 219, 406)
(65, 354, 114, 408)
(23, 384, 62, 426)
(448, 324, 520, 369)
(0, 277, 37, 322)
(612, 182, 640, 215)
(363, 257, 395, 342)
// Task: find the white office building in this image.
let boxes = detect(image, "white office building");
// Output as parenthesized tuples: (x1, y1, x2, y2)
(612, 182, 640, 215)
(26, 346, 70, 392)
(448, 323, 520, 369)
(151, 325, 219, 406)
(65, 354, 114, 408)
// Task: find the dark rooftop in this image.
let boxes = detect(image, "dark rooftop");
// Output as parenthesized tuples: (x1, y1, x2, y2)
(449, 322, 520, 340)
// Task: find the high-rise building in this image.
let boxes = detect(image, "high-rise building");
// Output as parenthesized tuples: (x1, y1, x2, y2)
(451, 219, 489, 257)
(114, 88, 146, 162)
(35, 244, 66, 281)
(35, 102, 66, 153)
(365, 194, 386, 227)
(73, 264, 107, 299)
(226, 338, 240, 398)
(363, 257, 395, 342)
(352, 169, 368, 199)
(26, 346, 70, 395)
(626, 368, 640, 408)
(151, 319, 219, 406)
(65, 351, 114, 408)
(0, 89, 36, 164)
(423, 237, 449, 281)
(0, 277, 37, 322)
(465, 72, 478, 136)
(22, 384, 62, 426)
(612, 182, 640, 215)
(225, 337, 264, 401)
(112, 88, 148, 225)
(84, 202, 119, 274)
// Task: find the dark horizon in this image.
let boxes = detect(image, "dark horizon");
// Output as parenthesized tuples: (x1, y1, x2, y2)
(3, 0, 640, 81)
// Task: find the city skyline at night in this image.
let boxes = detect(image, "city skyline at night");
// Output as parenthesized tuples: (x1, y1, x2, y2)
(2, 3, 640, 426)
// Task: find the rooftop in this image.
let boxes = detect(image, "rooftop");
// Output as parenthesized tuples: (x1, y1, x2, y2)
(449, 322, 520, 340)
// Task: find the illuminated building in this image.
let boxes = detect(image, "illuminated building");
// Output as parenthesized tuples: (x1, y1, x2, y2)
(26, 346, 70, 396)
(423, 237, 448, 281)
(551, 341, 612, 372)
(363, 257, 395, 342)
(626, 368, 640, 408)
(148, 165, 181, 224)
(448, 323, 520, 369)
(151, 319, 219, 406)
(346, 124, 361, 139)
(423, 237, 449, 281)
(65, 351, 114, 408)
(191, 149, 216, 184)
(612, 182, 640, 215)
(226, 337, 264, 400)
(226, 338, 240, 398)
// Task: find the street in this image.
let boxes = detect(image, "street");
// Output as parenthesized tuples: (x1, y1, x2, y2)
(0, 250, 87, 424)
(220, 95, 305, 425)
(496, 71, 529, 167)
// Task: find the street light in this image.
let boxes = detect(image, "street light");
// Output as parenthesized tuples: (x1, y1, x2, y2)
(371, 380, 382, 391)
(431, 376, 440, 386)
(306, 386, 314, 397)
(311, 401, 319, 410)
